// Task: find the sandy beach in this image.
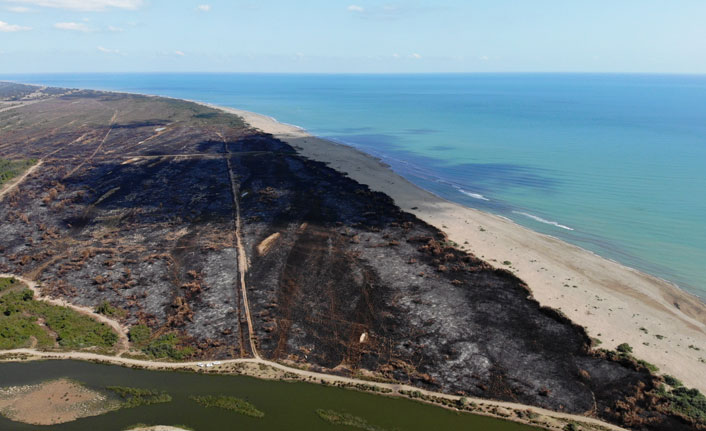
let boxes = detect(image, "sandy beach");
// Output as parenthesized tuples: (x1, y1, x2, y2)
(211, 104, 706, 393)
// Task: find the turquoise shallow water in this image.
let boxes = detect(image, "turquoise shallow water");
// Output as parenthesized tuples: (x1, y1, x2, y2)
(2, 73, 705, 299)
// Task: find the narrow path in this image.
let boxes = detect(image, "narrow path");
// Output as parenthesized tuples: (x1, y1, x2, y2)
(62, 110, 118, 180)
(219, 132, 260, 359)
(0, 99, 43, 114)
(0, 347, 626, 431)
(0, 160, 43, 201)
(0, 273, 130, 353)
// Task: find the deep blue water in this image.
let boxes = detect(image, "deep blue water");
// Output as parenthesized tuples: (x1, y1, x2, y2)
(2, 73, 705, 299)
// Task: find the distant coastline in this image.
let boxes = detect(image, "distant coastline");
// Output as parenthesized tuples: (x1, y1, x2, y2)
(4, 74, 704, 299)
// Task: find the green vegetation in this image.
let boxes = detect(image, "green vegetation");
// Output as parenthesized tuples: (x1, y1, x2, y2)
(141, 332, 194, 360)
(0, 277, 19, 293)
(502, 261, 512, 266)
(563, 423, 580, 431)
(616, 343, 633, 354)
(663, 375, 684, 388)
(636, 358, 659, 373)
(107, 386, 172, 408)
(96, 300, 126, 318)
(128, 324, 152, 347)
(315, 409, 388, 431)
(190, 395, 264, 418)
(0, 158, 37, 187)
(607, 343, 659, 373)
(123, 425, 194, 431)
(0, 288, 117, 349)
(128, 325, 193, 360)
(657, 385, 706, 423)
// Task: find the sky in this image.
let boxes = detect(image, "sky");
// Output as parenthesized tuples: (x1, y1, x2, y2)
(1, 0, 705, 74)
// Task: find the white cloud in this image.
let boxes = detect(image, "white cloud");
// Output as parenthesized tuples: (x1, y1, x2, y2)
(2, 0, 143, 11)
(6, 5, 31, 11)
(54, 21, 91, 31)
(347, 4, 364, 12)
(97, 45, 119, 54)
(479, 55, 489, 61)
(409, 53, 422, 59)
(174, 50, 185, 56)
(196, 4, 210, 12)
(0, 20, 31, 31)
(107, 25, 123, 31)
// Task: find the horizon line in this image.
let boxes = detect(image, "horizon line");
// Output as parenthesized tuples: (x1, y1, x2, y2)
(2, 71, 706, 77)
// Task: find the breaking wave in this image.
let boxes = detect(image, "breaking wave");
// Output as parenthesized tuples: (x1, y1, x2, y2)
(512, 211, 574, 231)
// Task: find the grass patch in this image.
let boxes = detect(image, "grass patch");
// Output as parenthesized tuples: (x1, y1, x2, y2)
(107, 386, 172, 408)
(141, 332, 194, 360)
(315, 409, 388, 431)
(128, 324, 152, 348)
(0, 158, 37, 187)
(96, 301, 127, 319)
(0, 277, 19, 293)
(0, 289, 118, 349)
(190, 395, 264, 418)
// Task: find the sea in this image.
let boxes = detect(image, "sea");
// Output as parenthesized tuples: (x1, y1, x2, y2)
(2, 73, 705, 300)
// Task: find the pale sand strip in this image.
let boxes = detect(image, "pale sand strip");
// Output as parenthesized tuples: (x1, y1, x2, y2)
(209, 104, 706, 393)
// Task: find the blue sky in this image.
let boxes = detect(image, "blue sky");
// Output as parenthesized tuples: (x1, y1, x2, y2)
(1, 0, 705, 73)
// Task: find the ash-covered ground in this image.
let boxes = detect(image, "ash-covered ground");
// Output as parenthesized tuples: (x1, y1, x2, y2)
(0, 83, 698, 430)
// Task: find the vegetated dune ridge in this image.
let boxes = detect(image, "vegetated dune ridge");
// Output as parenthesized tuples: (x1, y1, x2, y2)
(0, 82, 701, 430)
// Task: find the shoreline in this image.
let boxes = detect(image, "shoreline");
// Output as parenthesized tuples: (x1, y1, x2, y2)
(0, 349, 627, 431)
(202, 102, 706, 393)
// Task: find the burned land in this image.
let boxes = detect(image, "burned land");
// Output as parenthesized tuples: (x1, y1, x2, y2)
(0, 82, 702, 430)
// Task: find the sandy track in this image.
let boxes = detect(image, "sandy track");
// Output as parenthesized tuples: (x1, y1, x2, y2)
(219, 132, 260, 359)
(0, 348, 626, 431)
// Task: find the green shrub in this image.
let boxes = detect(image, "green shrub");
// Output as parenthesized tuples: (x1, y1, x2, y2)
(96, 301, 126, 318)
(128, 324, 152, 347)
(107, 386, 172, 408)
(0, 277, 18, 292)
(315, 409, 387, 431)
(616, 343, 633, 354)
(190, 395, 264, 418)
(664, 375, 684, 388)
(142, 332, 193, 360)
(636, 359, 659, 373)
(665, 387, 706, 423)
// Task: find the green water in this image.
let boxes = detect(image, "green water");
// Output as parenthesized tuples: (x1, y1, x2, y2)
(0, 360, 537, 431)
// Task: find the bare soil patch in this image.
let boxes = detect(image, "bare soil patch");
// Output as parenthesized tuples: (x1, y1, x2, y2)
(0, 378, 118, 425)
